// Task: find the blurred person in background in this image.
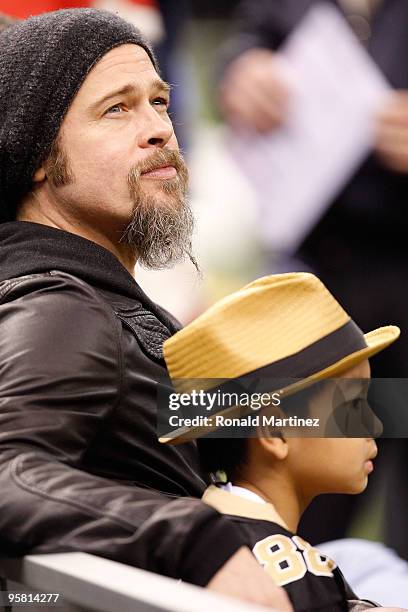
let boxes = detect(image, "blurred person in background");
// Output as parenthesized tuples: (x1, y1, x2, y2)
(218, 0, 408, 560)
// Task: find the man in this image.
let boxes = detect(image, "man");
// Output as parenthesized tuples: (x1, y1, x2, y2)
(0, 9, 292, 610)
(218, 0, 408, 557)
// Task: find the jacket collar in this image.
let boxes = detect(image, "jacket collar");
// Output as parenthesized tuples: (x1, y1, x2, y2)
(0, 221, 180, 332)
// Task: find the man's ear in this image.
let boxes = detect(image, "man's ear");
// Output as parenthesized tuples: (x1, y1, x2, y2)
(33, 166, 46, 183)
(257, 435, 289, 461)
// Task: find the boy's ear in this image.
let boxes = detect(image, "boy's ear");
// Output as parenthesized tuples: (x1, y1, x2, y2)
(257, 435, 289, 461)
(33, 166, 46, 183)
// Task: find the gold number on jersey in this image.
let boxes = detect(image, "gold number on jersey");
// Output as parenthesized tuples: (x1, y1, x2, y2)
(253, 534, 336, 586)
(293, 536, 336, 577)
(253, 534, 306, 586)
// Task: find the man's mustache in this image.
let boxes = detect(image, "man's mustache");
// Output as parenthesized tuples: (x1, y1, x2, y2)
(128, 149, 188, 181)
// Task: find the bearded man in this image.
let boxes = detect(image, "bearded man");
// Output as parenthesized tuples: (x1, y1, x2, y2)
(0, 9, 292, 611)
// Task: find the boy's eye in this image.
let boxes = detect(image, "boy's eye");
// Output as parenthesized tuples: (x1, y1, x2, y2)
(345, 398, 363, 413)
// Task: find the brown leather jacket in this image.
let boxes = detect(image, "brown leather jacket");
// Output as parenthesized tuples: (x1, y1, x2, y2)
(0, 221, 245, 585)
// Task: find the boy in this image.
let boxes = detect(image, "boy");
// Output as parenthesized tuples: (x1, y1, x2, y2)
(161, 273, 401, 611)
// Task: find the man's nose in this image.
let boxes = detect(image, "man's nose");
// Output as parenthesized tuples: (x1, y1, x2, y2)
(138, 107, 174, 148)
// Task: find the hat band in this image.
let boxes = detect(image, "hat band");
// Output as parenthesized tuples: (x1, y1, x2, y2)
(227, 319, 368, 387)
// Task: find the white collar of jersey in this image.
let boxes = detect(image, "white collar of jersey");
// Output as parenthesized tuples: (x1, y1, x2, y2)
(220, 482, 267, 504)
(202, 485, 290, 530)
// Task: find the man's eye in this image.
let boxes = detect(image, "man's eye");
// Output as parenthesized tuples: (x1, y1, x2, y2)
(105, 104, 124, 114)
(153, 97, 169, 108)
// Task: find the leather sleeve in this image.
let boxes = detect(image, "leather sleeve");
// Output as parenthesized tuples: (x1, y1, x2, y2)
(0, 272, 246, 586)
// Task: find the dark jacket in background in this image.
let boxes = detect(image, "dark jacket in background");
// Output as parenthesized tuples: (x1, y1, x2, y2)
(0, 221, 246, 585)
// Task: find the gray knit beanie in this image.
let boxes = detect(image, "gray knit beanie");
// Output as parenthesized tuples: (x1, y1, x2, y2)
(0, 8, 157, 222)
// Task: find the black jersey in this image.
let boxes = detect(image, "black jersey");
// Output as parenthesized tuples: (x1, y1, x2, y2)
(203, 486, 377, 612)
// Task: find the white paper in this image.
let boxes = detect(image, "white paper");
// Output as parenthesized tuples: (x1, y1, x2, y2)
(229, 3, 391, 253)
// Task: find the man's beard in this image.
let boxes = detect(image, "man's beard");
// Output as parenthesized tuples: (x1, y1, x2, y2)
(121, 148, 198, 271)
(47, 138, 198, 271)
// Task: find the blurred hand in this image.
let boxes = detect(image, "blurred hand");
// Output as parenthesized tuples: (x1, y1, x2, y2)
(376, 91, 408, 173)
(207, 546, 293, 610)
(219, 48, 291, 133)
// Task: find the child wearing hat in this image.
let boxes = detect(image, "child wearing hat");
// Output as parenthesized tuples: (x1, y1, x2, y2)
(161, 273, 401, 611)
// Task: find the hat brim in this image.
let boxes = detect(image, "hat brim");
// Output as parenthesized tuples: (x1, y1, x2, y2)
(159, 325, 400, 445)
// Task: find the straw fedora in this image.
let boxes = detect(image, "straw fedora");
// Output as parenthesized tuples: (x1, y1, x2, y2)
(160, 273, 400, 444)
